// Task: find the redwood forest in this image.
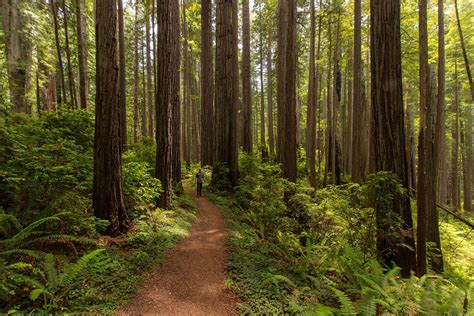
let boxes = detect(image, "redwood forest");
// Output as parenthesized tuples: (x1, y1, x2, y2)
(0, 0, 473, 314)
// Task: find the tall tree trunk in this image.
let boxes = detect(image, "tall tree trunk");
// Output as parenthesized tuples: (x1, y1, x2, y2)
(267, 47, 275, 156)
(406, 92, 417, 192)
(192, 73, 201, 161)
(332, 13, 341, 185)
(276, 0, 288, 163)
(259, 18, 266, 153)
(306, 0, 317, 187)
(351, 0, 367, 182)
(454, 0, 472, 212)
(182, 0, 192, 163)
(146, 0, 154, 138)
(416, 0, 441, 276)
(141, 38, 148, 137)
(171, 0, 182, 189)
(200, 0, 214, 166)
(62, 0, 78, 109)
(118, 0, 127, 150)
(370, 0, 417, 277)
(278, 0, 297, 184)
(450, 54, 460, 211)
(324, 27, 333, 186)
(156, 0, 179, 208)
(133, 1, 140, 143)
(51, 0, 67, 107)
(75, 0, 88, 109)
(93, 0, 130, 236)
(242, 0, 252, 154)
(213, 0, 239, 187)
(463, 107, 472, 212)
(428, 0, 446, 272)
(1, 0, 32, 113)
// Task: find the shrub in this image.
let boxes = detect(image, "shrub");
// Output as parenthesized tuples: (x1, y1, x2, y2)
(122, 154, 162, 218)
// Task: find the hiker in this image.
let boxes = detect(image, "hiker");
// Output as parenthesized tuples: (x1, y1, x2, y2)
(196, 168, 204, 197)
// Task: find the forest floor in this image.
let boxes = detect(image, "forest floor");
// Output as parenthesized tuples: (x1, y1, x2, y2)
(116, 184, 238, 315)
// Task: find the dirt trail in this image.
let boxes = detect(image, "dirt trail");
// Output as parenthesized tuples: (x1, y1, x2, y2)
(117, 185, 237, 316)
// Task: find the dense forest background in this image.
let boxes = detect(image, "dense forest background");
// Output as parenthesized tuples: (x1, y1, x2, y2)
(0, 0, 473, 314)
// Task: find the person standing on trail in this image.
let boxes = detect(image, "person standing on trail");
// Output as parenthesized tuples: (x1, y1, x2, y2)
(196, 169, 204, 197)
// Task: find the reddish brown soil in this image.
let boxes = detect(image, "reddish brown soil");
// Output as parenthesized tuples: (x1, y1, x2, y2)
(116, 186, 238, 316)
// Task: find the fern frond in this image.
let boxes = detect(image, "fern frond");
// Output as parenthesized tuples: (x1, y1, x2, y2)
(44, 254, 59, 289)
(6, 262, 33, 270)
(1, 215, 61, 248)
(262, 273, 297, 288)
(0, 213, 22, 237)
(0, 248, 47, 259)
(9, 273, 45, 290)
(25, 234, 98, 247)
(331, 287, 357, 315)
(62, 248, 105, 285)
(355, 273, 388, 298)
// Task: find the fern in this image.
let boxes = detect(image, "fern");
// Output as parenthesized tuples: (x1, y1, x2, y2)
(44, 254, 60, 289)
(1, 215, 61, 248)
(331, 287, 357, 315)
(62, 248, 105, 285)
(354, 273, 388, 298)
(262, 273, 297, 288)
(0, 212, 22, 237)
(0, 248, 46, 259)
(6, 261, 33, 270)
(24, 234, 98, 247)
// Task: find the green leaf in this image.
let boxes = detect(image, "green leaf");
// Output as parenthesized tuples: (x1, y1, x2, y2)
(29, 288, 47, 301)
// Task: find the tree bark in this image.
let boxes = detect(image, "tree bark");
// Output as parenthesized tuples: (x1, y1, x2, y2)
(146, 0, 154, 138)
(277, 0, 297, 184)
(133, 1, 140, 143)
(242, 0, 252, 154)
(156, 0, 179, 208)
(267, 47, 275, 156)
(259, 18, 266, 153)
(62, 0, 78, 109)
(1, 0, 33, 113)
(171, 0, 182, 189)
(51, 0, 67, 107)
(306, 0, 317, 187)
(214, 0, 239, 186)
(454, 0, 472, 212)
(200, 0, 215, 166)
(450, 54, 460, 211)
(351, 0, 367, 182)
(93, 0, 130, 236)
(118, 0, 127, 150)
(429, 0, 446, 272)
(141, 37, 148, 138)
(75, 0, 88, 110)
(370, 0, 417, 277)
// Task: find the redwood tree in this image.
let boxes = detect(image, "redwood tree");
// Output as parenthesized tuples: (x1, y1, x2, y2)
(200, 0, 214, 166)
(75, 0, 88, 109)
(93, 0, 129, 235)
(370, 0, 417, 277)
(1, 0, 32, 113)
(242, 0, 252, 154)
(156, 0, 180, 208)
(118, 0, 127, 150)
(277, 0, 297, 183)
(214, 0, 239, 186)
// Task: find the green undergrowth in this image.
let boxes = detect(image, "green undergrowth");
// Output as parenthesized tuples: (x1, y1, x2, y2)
(2, 195, 196, 315)
(206, 153, 474, 315)
(68, 198, 197, 314)
(0, 111, 197, 314)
